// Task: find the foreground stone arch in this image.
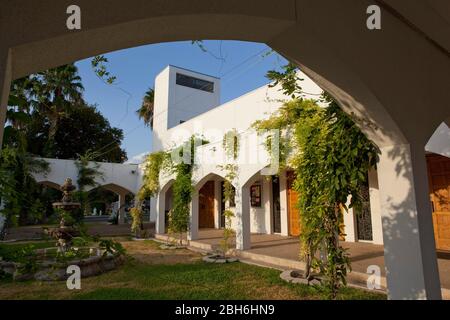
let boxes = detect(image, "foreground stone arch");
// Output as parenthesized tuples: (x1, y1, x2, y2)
(1, 0, 449, 299)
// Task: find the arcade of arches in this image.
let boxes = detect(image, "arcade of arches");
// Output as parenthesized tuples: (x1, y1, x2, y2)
(1, 0, 449, 300)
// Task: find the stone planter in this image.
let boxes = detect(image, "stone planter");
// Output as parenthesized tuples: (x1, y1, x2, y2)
(159, 244, 186, 250)
(202, 254, 238, 264)
(0, 252, 124, 281)
(280, 270, 322, 286)
(131, 237, 151, 241)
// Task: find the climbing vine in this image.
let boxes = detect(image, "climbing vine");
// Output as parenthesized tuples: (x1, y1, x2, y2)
(218, 163, 237, 258)
(222, 128, 239, 160)
(138, 151, 170, 201)
(217, 130, 240, 257)
(253, 63, 380, 298)
(136, 151, 170, 239)
(130, 207, 144, 238)
(167, 136, 208, 244)
(91, 55, 117, 85)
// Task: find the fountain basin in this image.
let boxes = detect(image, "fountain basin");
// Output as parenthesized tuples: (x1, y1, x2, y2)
(52, 202, 81, 210)
(0, 248, 124, 281)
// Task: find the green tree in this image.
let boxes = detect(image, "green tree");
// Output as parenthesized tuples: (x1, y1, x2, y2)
(1, 62, 125, 229)
(29, 64, 84, 157)
(0, 146, 49, 227)
(26, 103, 127, 162)
(75, 150, 104, 219)
(136, 88, 155, 129)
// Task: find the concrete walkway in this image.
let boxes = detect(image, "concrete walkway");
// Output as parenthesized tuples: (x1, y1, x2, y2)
(2, 222, 155, 241)
(155, 228, 450, 295)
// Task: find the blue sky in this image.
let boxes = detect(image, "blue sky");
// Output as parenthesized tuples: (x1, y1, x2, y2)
(75, 41, 287, 163)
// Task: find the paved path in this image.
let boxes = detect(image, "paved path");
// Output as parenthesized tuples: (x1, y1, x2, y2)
(188, 229, 450, 289)
(2, 222, 154, 241)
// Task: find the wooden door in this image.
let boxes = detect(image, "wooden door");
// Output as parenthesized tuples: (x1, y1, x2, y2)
(427, 154, 450, 251)
(287, 172, 301, 237)
(272, 176, 282, 233)
(199, 181, 215, 229)
(220, 182, 226, 228)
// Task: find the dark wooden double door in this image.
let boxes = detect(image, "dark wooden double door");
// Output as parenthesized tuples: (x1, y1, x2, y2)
(199, 181, 215, 229)
(286, 172, 301, 237)
(427, 154, 450, 251)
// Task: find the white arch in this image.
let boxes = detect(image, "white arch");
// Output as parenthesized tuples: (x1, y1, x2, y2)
(36, 180, 61, 191)
(193, 171, 235, 191)
(155, 179, 175, 234)
(88, 183, 134, 196)
(1, 0, 449, 299)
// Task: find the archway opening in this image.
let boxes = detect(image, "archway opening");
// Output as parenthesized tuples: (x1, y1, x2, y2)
(193, 173, 232, 235)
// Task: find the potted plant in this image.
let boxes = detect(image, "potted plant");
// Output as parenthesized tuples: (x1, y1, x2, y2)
(203, 209, 237, 263)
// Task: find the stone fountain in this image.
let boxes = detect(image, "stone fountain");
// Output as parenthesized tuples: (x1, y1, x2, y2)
(0, 177, 125, 281)
(48, 178, 81, 253)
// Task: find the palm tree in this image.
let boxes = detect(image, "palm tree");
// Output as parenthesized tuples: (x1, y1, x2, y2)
(30, 64, 84, 156)
(6, 77, 32, 136)
(136, 88, 154, 129)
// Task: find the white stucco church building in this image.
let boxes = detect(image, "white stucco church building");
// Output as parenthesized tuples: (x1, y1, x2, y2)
(146, 65, 450, 253)
(31, 65, 450, 254)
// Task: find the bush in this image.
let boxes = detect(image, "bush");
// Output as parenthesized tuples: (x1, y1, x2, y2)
(130, 207, 144, 237)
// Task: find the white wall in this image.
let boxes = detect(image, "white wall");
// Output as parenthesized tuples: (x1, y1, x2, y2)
(368, 168, 384, 245)
(426, 122, 450, 158)
(152, 68, 324, 236)
(153, 69, 323, 153)
(32, 158, 140, 194)
(152, 65, 221, 151)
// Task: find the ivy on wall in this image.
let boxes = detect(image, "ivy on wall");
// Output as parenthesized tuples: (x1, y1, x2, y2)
(169, 136, 208, 243)
(253, 63, 380, 298)
(217, 130, 239, 257)
(130, 207, 144, 238)
(138, 136, 208, 244)
(138, 151, 170, 201)
(222, 128, 239, 160)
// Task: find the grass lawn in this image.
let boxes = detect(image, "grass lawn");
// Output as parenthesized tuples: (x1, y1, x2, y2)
(0, 239, 386, 300)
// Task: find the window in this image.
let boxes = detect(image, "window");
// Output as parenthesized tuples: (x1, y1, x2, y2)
(250, 184, 262, 207)
(176, 73, 214, 93)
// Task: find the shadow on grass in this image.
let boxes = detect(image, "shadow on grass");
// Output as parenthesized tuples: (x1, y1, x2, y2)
(72, 261, 386, 300)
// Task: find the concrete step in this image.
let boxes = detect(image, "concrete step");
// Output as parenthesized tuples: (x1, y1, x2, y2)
(152, 234, 450, 299)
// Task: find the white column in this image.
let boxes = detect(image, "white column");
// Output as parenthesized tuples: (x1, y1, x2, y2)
(156, 192, 165, 234)
(378, 144, 441, 300)
(235, 185, 251, 250)
(279, 172, 289, 236)
(263, 178, 272, 234)
(343, 205, 357, 242)
(214, 179, 221, 229)
(0, 49, 11, 149)
(368, 168, 384, 244)
(188, 191, 199, 241)
(118, 193, 126, 224)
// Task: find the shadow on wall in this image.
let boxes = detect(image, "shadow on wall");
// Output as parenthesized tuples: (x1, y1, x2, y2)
(381, 144, 441, 299)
